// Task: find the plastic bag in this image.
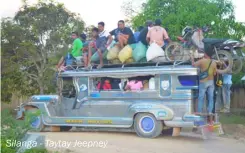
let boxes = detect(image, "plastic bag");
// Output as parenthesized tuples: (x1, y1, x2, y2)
(118, 45, 133, 63)
(110, 59, 121, 64)
(125, 58, 135, 64)
(149, 77, 155, 90)
(146, 42, 165, 62)
(107, 46, 120, 60)
(133, 42, 147, 62)
(91, 50, 108, 62)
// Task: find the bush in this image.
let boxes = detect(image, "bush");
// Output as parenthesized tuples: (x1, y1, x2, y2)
(1, 109, 48, 153)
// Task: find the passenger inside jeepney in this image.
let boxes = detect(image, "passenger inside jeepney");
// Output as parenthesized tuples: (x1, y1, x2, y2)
(96, 78, 112, 91)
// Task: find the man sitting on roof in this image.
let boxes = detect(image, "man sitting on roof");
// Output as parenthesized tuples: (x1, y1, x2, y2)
(85, 28, 107, 69)
(110, 20, 136, 49)
(146, 19, 171, 49)
(57, 32, 83, 70)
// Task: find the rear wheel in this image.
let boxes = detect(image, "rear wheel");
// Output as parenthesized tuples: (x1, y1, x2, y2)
(232, 56, 243, 74)
(165, 42, 184, 62)
(211, 50, 233, 74)
(134, 113, 163, 138)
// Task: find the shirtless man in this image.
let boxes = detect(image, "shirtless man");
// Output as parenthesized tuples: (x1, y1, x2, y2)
(146, 19, 171, 48)
(191, 53, 217, 118)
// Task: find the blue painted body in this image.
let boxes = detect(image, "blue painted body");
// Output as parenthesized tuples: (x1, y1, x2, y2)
(16, 65, 208, 129)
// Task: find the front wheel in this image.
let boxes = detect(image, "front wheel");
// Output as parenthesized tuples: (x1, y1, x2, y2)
(211, 50, 233, 74)
(134, 113, 163, 138)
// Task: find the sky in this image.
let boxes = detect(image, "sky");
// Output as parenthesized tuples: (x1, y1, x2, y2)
(0, 0, 245, 31)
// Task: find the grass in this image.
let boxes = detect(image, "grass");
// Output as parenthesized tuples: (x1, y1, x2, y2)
(219, 113, 245, 125)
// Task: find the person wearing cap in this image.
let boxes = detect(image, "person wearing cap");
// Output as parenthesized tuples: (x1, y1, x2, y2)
(146, 19, 170, 49)
(138, 20, 154, 46)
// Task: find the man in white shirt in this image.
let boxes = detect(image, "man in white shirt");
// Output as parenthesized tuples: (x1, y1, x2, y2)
(98, 22, 113, 48)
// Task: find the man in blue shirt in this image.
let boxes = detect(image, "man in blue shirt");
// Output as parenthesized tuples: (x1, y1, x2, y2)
(110, 20, 136, 49)
(133, 26, 144, 43)
(221, 73, 232, 113)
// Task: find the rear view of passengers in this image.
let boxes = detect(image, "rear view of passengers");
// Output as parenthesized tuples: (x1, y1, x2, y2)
(110, 20, 136, 49)
(146, 19, 171, 49)
(138, 20, 154, 47)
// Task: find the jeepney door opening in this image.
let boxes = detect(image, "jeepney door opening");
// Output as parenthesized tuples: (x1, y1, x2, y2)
(59, 77, 76, 98)
(177, 75, 199, 113)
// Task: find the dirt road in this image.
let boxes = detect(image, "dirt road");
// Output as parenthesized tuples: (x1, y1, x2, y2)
(36, 131, 245, 153)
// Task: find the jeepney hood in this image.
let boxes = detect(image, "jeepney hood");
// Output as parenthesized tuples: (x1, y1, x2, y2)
(30, 95, 59, 102)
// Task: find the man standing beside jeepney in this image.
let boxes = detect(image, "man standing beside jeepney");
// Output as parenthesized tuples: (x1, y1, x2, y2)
(190, 53, 217, 117)
(221, 73, 232, 113)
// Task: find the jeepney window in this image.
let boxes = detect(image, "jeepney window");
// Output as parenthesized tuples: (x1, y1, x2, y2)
(91, 76, 156, 91)
(178, 75, 199, 86)
(61, 77, 76, 98)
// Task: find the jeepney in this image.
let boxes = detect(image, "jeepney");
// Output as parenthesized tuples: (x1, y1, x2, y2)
(16, 62, 223, 138)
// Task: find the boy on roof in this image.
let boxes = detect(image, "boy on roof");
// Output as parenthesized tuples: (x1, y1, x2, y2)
(85, 28, 107, 69)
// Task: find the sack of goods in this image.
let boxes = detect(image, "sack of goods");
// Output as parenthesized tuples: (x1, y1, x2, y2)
(125, 58, 135, 64)
(146, 42, 167, 62)
(110, 59, 121, 64)
(91, 49, 108, 62)
(118, 45, 133, 63)
(133, 42, 147, 62)
(107, 45, 121, 60)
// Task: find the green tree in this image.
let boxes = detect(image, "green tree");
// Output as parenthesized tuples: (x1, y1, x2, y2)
(128, 0, 245, 41)
(1, 0, 85, 101)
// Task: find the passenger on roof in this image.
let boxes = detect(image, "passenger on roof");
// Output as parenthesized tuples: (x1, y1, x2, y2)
(134, 26, 144, 43)
(98, 22, 113, 48)
(85, 27, 107, 69)
(146, 19, 171, 49)
(57, 32, 83, 70)
(138, 20, 154, 47)
(110, 20, 136, 49)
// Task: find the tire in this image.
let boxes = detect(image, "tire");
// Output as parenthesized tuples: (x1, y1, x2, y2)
(165, 42, 184, 62)
(232, 56, 243, 74)
(25, 108, 44, 132)
(211, 50, 233, 74)
(134, 113, 163, 138)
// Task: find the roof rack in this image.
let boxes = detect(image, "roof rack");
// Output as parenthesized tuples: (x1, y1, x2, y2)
(58, 60, 191, 73)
